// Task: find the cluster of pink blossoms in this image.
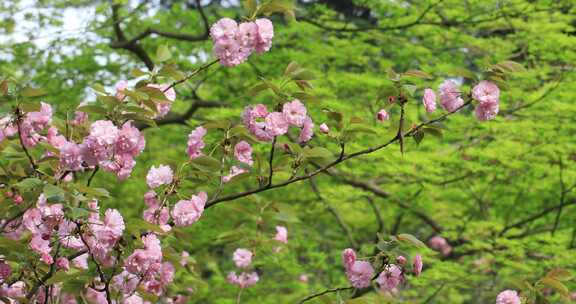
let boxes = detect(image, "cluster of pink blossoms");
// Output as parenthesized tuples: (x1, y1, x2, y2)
(422, 79, 500, 121)
(186, 126, 207, 159)
(0, 102, 52, 148)
(342, 248, 422, 294)
(143, 164, 207, 230)
(115, 233, 175, 300)
(227, 248, 259, 289)
(210, 17, 274, 67)
(242, 99, 313, 143)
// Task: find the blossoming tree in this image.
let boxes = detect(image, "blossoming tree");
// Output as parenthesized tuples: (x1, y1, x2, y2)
(0, 0, 574, 303)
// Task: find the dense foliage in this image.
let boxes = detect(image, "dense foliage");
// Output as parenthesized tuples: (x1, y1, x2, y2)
(0, 0, 575, 303)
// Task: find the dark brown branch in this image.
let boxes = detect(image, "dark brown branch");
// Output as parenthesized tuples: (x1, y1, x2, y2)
(299, 286, 354, 303)
(499, 199, 576, 236)
(110, 3, 154, 70)
(551, 155, 566, 235)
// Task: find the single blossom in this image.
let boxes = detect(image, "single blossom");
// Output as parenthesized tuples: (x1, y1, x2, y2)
(233, 248, 253, 268)
(298, 116, 314, 143)
(475, 99, 499, 121)
(273, 226, 288, 244)
(56, 257, 70, 272)
(115, 80, 128, 100)
(222, 165, 246, 183)
(428, 235, 452, 256)
(234, 140, 253, 166)
(89, 120, 119, 146)
(187, 126, 207, 159)
(242, 104, 273, 141)
(342, 248, 357, 270)
(254, 18, 274, 54)
(171, 192, 207, 227)
(146, 165, 173, 189)
(299, 274, 309, 283)
(377, 109, 389, 122)
(422, 88, 437, 113)
(396, 256, 407, 265)
(376, 264, 403, 294)
(264, 112, 289, 136)
(0, 262, 11, 281)
(282, 99, 307, 127)
(472, 80, 500, 104)
(496, 290, 521, 304)
(413, 254, 423, 276)
(439, 80, 464, 112)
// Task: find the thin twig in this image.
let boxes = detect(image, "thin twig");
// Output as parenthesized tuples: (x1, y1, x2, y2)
(299, 286, 353, 303)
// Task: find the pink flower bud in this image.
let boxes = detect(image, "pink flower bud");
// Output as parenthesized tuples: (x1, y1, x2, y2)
(413, 254, 422, 277)
(13, 195, 23, 205)
(377, 109, 390, 122)
(396, 256, 407, 265)
(319, 123, 330, 134)
(5, 191, 13, 198)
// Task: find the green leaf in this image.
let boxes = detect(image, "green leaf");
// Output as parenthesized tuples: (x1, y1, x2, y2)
(284, 61, 300, 76)
(450, 67, 477, 80)
(21, 87, 48, 97)
(242, 0, 257, 15)
(396, 233, 427, 248)
(130, 68, 147, 77)
(43, 184, 65, 203)
(190, 155, 221, 172)
(156, 45, 172, 62)
(15, 177, 43, 191)
(20, 101, 42, 112)
(539, 277, 569, 297)
(158, 64, 185, 81)
(77, 104, 107, 115)
(247, 82, 270, 96)
(302, 147, 334, 160)
(91, 84, 107, 94)
(413, 129, 425, 145)
(422, 127, 443, 139)
(403, 70, 432, 79)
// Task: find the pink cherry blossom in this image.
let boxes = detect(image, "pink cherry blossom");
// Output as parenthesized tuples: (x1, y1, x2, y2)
(146, 165, 173, 189)
(376, 264, 403, 294)
(56, 257, 70, 272)
(171, 192, 207, 227)
(227, 272, 259, 289)
(273, 226, 288, 244)
(264, 112, 289, 137)
(472, 80, 500, 104)
(233, 248, 253, 268)
(396, 256, 407, 265)
(496, 290, 521, 304)
(1, 281, 26, 298)
(72, 111, 88, 125)
(116, 121, 145, 157)
(346, 261, 374, 289)
(319, 123, 330, 134)
(428, 235, 452, 256)
(282, 99, 307, 127)
(213, 38, 247, 67)
(413, 254, 423, 276)
(298, 116, 314, 143)
(299, 274, 309, 283)
(124, 294, 144, 304)
(234, 140, 253, 166)
(210, 18, 238, 41)
(377, 109, 389, 122)
(439, 80, 464, 112)
(0, 262, 11, 281)
(242, 104, 273, 141)
(475, 99, 499, 121)
(254, 18, 274, 54)
(187, 126, 207, 159)
(90, 120, 119, 146)
(237, 21, 258, 51)
(422, 88, 437, 113)
(59, 141, 83, 171)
